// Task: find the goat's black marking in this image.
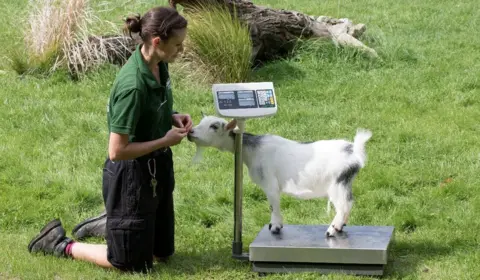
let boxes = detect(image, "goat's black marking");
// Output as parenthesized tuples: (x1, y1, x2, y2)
(269, 205, 273, 212)
(343, 144, 354, 154)
(337, 164, 360, 184)
(346, 189, 354, 201)
(229, 131, 264, 148)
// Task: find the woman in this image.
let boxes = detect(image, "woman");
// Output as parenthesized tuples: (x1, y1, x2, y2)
(28, 6, 192, 273)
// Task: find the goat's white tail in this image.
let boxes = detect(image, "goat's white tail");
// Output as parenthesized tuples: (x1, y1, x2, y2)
(353, 128, 372, 167)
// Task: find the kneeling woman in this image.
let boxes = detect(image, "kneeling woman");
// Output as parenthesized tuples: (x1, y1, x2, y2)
(28, 6, 193, 273)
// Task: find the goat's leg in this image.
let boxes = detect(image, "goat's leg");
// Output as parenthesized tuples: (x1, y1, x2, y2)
(326, 200, 346, 237)
(343, 183, 354, 226)
(264, 186, 283, 234)
(326, 183, 353, 237)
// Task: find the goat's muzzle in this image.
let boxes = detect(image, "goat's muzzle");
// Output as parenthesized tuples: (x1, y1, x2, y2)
(186, 131, 194, 142)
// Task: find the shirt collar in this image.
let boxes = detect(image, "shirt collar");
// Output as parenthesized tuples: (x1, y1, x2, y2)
(134, 44, 163, 89)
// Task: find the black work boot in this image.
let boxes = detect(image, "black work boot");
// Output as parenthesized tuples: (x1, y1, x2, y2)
(71, 210, 107, 240)
(28, 219, 73, 258)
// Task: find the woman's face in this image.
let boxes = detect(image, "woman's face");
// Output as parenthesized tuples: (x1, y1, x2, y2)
(153, 28, 187, 63)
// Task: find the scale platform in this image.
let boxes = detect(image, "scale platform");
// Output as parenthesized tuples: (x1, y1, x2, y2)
(249, 224, 395, 276)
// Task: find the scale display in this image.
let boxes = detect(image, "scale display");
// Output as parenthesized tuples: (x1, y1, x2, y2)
(212, 82, 277, 118)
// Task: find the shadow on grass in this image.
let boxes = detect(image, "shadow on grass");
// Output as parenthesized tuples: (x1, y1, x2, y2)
(249, 59, 306, 86)
(151, 246, 254, 277)
(61, 236, 252, 277)
(154, 237, 464, 278)
(385, 237, 469, 277)
(247, 38, 389, 87)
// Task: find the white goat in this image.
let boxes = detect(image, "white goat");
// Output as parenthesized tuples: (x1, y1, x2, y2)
(187, 114, 372, 237)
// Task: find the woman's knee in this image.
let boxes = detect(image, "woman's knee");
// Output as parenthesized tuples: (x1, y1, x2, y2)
(106, 216, 156, 273)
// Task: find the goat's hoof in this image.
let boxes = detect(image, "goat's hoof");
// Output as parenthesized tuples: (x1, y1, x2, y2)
(269, 223, 282, 234)
(325, 225, 342, 237)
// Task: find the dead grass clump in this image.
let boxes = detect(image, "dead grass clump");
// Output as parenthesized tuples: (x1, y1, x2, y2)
(15, 0, 133, 78)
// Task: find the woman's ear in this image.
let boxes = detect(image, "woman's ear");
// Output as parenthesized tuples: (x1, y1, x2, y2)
(151, 36, 161, 47)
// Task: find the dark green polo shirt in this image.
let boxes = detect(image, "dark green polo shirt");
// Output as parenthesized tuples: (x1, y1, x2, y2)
(107, 44, 175, 143)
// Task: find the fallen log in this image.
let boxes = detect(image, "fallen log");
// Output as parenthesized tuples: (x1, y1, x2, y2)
(169, 0, 378, 64)
(68, 0, 377, 77)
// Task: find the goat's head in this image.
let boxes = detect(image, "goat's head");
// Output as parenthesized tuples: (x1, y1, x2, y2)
(187, 113, 238, 151)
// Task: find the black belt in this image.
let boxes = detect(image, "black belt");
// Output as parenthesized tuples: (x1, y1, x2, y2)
(136, 147, 171, 161)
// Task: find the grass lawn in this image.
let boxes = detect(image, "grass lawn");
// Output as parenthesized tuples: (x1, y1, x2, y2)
(1, 0, 480, 279)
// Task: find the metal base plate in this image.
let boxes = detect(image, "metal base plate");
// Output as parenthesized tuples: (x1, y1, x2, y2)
(232, 252, 250, 261)
(252, 262, 385, 276)
(249, 224, 394, 266)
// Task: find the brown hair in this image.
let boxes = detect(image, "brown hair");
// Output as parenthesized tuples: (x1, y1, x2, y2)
(124, 7, 187, 42)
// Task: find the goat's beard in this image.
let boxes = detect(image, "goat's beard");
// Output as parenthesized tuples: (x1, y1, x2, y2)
(192, 144, 205, 164)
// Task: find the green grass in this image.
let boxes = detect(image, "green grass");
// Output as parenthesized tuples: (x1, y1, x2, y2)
(1, 0, 480, 279)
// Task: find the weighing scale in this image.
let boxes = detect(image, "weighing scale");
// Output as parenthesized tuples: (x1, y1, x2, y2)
(212, 82, 395, 277)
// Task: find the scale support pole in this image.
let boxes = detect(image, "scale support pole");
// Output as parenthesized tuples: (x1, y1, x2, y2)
(232, 119, 248, 260)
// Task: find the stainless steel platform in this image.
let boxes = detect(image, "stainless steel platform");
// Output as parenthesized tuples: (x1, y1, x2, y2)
(251, 262, 386, 276)
(249, 224, 394, 276)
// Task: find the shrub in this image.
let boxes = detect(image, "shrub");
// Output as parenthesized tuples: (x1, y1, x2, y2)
(182, 4, 253, 83)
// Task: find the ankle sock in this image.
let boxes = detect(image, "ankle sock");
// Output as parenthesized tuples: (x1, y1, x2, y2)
(65, 241, 76, 256)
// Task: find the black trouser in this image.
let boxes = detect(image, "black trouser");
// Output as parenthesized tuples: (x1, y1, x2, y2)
(102, 148, 175, 273)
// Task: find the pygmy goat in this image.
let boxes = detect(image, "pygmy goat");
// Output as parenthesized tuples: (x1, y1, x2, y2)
(187, 114, 372, 237)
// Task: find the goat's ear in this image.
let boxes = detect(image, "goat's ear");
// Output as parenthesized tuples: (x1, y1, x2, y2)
(225, 119, 237, 131)
(201, 111, 206, 118)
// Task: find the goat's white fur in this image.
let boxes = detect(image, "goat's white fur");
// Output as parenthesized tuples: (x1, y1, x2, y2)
(187, 115, 372, 237)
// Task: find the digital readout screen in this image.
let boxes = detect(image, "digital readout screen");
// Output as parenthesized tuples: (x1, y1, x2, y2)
(237, 90, 256, 107)
(217, 90, 258, 109)
(218, 91, 235, 100)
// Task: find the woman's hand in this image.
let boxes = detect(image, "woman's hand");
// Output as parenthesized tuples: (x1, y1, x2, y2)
(164, 127, 188, 146)
(172, 113, 193, 132)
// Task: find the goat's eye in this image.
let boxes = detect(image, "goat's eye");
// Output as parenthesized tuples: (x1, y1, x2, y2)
(210, 124, 219, 130)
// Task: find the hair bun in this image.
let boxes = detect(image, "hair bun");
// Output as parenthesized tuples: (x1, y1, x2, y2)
(124, 14, 142, 34)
